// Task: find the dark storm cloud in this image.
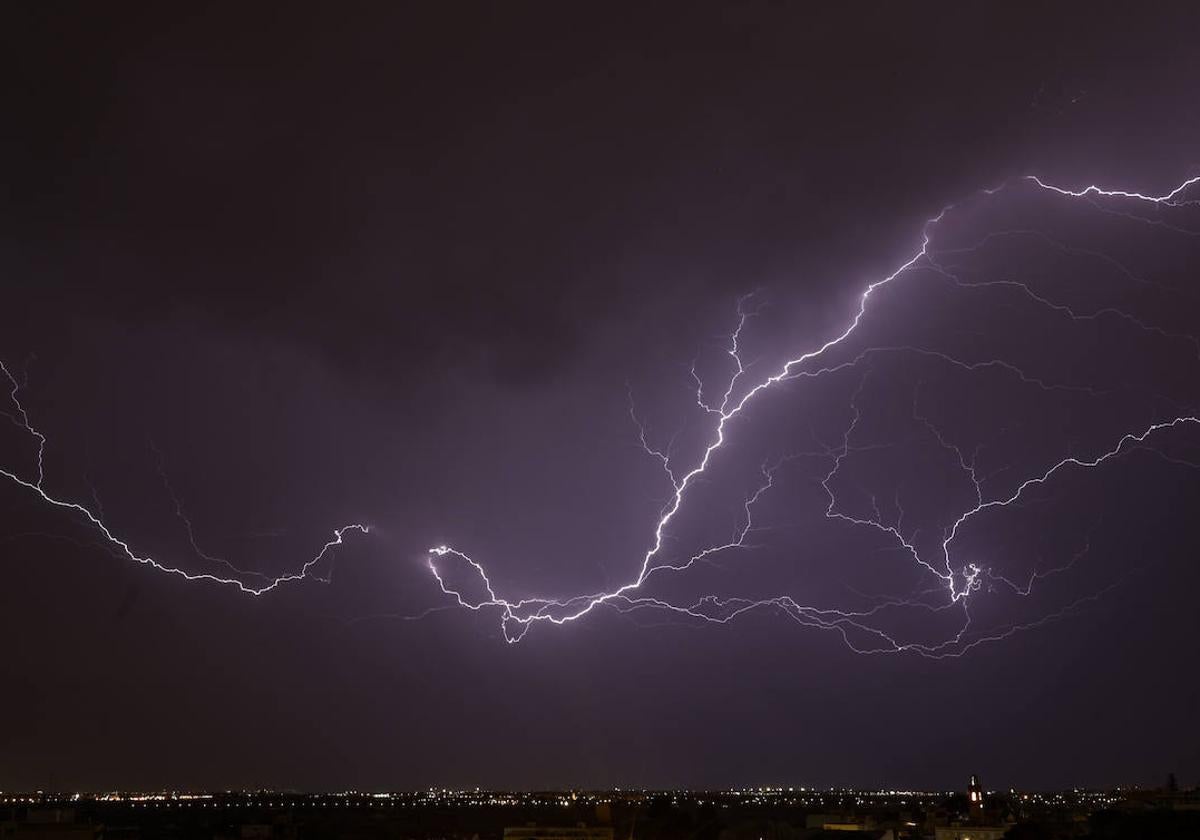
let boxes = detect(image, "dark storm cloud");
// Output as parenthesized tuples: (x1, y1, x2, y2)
(2, 2, 1200, 792)
(8, 4, 1197, 384)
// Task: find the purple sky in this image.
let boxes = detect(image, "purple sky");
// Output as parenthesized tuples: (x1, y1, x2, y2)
(2, 4, 1199, 791)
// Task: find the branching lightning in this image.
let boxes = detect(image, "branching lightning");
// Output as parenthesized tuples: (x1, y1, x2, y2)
(2, 173, 1198, 655)
(0, 361, 368, 595)
(426, 174, 1200, 652)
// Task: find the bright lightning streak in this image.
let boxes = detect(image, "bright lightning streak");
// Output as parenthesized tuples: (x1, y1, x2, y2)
(0, 361, 368, 595)
(2, 172, 1198, 654)
(428, 173, 1200, 651)
(1024, 174, 1200, 204)
(430, 205, 953, 643)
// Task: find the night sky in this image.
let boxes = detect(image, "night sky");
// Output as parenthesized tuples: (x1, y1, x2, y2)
(3, 4, 1200, 792)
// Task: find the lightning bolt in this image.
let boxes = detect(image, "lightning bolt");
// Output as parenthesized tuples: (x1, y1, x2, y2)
(2, 172, 1197, 655)
(0, 360, 368, 595)
(428, 173, 1200, 652)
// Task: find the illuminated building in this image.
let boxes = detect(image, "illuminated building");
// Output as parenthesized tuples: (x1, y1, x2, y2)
(933, 825, 1007, 840)
(968, 774, 984, 819)
(504, 827, 614, 840)
(931, 775, 1010, 840)
(805, 813, 883, 832)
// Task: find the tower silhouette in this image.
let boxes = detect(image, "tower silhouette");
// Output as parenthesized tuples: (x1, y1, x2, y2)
(968, 773, 984, 819)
